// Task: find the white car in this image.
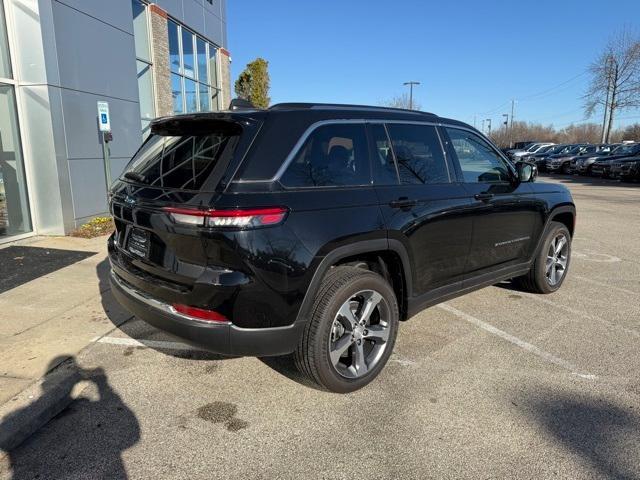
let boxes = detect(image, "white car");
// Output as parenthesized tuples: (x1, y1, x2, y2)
(511, 143, 555, 160)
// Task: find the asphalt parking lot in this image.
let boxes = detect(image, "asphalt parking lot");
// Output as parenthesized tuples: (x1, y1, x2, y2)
(2, 174, 640, 480)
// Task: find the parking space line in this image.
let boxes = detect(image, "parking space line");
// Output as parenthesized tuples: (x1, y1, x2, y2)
(573, 275, 639, 296)
(94, 336, 204, 351)
(436, 303, 596, 380)
(517, 292, 640, 339)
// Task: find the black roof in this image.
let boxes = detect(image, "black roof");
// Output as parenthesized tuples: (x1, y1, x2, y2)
(152, 102, 473, 132)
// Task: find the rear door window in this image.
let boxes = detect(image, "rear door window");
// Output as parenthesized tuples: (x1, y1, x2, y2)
(280, 123, 370, 187)
(122, 127, 241, 190)
(385, 124, 450, 184)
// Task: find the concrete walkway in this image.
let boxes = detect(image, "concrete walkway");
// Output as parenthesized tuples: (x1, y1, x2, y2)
(0, 235, 132, 451)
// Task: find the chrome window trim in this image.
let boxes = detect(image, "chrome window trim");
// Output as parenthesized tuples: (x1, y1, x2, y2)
(232, 118, 501, 185)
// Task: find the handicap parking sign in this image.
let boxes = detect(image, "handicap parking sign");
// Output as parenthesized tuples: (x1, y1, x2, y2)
(97, 101, 111, 132)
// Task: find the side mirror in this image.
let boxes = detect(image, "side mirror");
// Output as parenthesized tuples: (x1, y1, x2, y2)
(516, 161, 537, 182)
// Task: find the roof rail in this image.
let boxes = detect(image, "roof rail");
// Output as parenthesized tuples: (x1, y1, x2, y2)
(268, 102, 436, 116)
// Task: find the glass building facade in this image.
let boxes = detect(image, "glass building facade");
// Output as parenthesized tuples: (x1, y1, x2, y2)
(0, 0, 30, 241)
(0, 0, 229, 243)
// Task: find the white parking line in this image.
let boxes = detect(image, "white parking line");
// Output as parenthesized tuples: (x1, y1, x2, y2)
(518, 292, 640, 339)
(436, 303, 596, 380)
(573, 275, 639, 296)
(94, 336, 204, 351)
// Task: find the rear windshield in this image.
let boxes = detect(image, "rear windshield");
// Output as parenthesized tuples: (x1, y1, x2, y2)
(121, 124, 241, 191)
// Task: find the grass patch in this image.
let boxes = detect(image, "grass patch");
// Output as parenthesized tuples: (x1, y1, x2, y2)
(70, 216, 114, 238)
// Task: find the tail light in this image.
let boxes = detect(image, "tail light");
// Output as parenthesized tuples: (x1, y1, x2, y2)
(172, 303, 230, 323)
(163, 206, 288, 228)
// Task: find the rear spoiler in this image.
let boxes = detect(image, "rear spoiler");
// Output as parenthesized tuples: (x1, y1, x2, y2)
(150, 115, 245, 136)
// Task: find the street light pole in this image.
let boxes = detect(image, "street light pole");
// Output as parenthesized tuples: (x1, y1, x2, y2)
(403, 81, 420, 110)
(485, 118, 492, 136)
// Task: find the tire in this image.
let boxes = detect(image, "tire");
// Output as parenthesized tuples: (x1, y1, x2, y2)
(513, 222, 571, 294)
(561, 163, 571, 174)
(294, 266, 399, 393)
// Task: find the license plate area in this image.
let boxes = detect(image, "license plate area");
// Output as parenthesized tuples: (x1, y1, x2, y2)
(127, 227, 149, 258)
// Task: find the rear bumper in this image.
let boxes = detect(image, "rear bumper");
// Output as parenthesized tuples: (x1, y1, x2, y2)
(110, 271, 304, 357)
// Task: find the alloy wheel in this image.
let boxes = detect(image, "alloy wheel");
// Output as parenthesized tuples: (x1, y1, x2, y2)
(328, 289, 391, 379)
(546, 233, 569, 286)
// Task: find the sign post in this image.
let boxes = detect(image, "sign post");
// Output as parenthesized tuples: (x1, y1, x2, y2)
(97, 101, 112, 192)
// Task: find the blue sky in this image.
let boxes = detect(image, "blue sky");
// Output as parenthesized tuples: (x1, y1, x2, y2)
(227, 1, 640, 129)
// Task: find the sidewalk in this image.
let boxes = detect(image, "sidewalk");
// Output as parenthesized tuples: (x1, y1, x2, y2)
(0, 235, 132, 451)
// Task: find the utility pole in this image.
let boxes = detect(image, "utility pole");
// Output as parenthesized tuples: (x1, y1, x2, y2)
(473, 115, 477, 129)
(481, 119, 485, 133)
(510, 99, 515, 148)
(403, 81, 420, 110)
(502, 114, 509, 148)
(485, 118, 492, 136)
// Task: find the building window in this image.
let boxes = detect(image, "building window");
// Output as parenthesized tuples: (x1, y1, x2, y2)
(132, 0, 155, 136)
(0, 0, 31, 240)
(167, 19, 220, 114)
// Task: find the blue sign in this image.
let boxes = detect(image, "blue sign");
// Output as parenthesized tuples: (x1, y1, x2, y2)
(101, 113, 108, 124)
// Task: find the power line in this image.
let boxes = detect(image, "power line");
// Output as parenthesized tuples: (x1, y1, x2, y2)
(517, 71, 588, 101)
(474, 71, 589, 118)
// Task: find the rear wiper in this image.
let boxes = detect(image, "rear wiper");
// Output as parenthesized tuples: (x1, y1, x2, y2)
(123, 171, 147, 184)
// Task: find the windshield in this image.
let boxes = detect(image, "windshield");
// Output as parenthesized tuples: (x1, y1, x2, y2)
(537, 145, 553, 153)
(121, 129, 241, 190)
(611, 144, 640, 155)
(546, 145, 564, 154)
(566, 146, 583, 155)
(526, 143, 542, 151)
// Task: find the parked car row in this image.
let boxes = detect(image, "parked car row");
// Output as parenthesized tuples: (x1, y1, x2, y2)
(508, 141, 640, 181)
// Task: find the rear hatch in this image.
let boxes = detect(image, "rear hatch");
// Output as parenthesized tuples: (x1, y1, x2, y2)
(109, 113, 263, 294)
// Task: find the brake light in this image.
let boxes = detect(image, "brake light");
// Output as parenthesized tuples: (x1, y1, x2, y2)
(172, 303, 229, 323)
(163, 206, 288, 228)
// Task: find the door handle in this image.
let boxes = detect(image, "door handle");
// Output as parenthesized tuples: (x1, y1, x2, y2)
(389, 198, 418, 209)
(474, 193, 494, 202)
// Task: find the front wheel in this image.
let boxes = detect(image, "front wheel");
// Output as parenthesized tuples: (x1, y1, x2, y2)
(294, 266, 399, 393)
(561, 163, 571, 174)
(513, 222, 571, 294)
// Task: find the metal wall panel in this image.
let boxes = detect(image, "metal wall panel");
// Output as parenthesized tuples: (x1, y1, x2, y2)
(52, 1, 139, 101)
(55, 0, 134, 34)
(67, 158, 108, 219)
(60, 89, 142, 160)
(183, 0, 205, 35)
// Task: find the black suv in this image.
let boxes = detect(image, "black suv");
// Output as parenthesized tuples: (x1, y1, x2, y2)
(108, 103, 575, 393)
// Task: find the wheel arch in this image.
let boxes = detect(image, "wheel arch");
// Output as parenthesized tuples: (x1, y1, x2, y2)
(295, 239, 413, 325)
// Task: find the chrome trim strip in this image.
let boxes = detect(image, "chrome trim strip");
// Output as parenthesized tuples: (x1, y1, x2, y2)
(110, 271, 231, 326)
(232, 118, 504, 184)
(271, 119, 367, 181)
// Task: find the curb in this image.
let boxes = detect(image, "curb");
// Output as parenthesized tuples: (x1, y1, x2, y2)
(0, 357, 89, 453)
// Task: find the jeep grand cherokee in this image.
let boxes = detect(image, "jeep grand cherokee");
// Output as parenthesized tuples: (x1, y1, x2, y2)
(109, 103, 575, 393)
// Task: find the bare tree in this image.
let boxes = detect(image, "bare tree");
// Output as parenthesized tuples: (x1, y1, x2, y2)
(490, 121, 603, 148)
(584, 29, 640, 142)
(380, 93, 422, 111)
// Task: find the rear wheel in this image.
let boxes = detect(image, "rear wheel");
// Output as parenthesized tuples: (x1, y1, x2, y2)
(513, 222, 571, 294)
(294, 266, 399, 393)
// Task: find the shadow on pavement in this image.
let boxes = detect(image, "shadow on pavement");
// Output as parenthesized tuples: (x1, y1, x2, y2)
(526, 392, 640, 480)
(0, 356, 140, 480)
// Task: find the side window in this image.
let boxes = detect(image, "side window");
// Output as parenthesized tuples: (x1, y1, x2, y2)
(445, 128, 511, 183)
(386, 124, 449, 184)
(369, 124, 399, 185)
(280, 124, 370, 187)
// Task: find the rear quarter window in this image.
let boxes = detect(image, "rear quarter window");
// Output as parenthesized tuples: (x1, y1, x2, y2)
(280, 123, 371, 188)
